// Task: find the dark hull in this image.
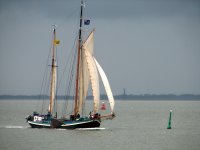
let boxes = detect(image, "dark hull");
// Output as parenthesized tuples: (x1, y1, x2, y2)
(60, 120, 101, 129)
(28, 119, 100, 129)
(51, 118, 64, 128)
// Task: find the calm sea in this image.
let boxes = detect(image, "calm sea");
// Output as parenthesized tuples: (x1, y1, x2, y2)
(0, 100, 200, 150)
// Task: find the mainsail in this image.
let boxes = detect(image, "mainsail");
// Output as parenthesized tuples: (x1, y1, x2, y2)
(94, 58, 115, 113)
(83, 47, 100, 114)
(78, 31, 94, 114)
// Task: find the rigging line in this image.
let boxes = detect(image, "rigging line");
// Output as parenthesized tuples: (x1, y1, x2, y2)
(37, 30, 54, 114)
(66, 50, 77, 111)
(67, 41, 79, 97)
(37, 54, 51, 109)
(40, 64, 50, 114)
(40, 72, 50, 114)
(57, 11, 80, 90)
(41, 30, 56, 114)
(57, 34, 78, 90)
(59, 47, 79, 113)
(57, 10, 80, 90)
(58, 46, 76, 116)
(41, 70, 51, 114)
(61, 39, 76, 112)
(43, 67, 53, 113)
(62, 38, 79, 115)
(62, 38, 78, 115)
(62, 61, 74, 114)
(69, 78, 77, 114)
(40, 72, 49, 114)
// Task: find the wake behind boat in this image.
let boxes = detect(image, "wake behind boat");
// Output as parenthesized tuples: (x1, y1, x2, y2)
(26, 0, 115, 129)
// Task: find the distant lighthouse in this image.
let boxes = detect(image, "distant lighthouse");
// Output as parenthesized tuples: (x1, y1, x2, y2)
(123, 88, 126, 96)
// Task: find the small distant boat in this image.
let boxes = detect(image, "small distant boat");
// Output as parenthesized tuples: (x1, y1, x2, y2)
(26, 0, 115, 129)
(101, 102, 106, 110)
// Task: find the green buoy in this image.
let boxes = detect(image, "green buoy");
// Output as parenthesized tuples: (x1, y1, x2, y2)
(167, 110, 172, 129)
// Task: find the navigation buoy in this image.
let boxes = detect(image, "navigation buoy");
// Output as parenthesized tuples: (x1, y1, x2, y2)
(167, 110, 172, 129)
(101, 102, 106, 110)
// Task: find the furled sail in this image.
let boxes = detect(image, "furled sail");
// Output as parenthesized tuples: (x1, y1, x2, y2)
(48, 28, 58, 114)
(83, 47, 100, 114)
(94, 58, 115, 114)
(49, 60, 57, 113)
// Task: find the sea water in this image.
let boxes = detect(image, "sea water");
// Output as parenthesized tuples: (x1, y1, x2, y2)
(0, 100, 200, 150)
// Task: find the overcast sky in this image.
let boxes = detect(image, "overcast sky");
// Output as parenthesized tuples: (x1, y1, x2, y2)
(0, 0, 200, 95)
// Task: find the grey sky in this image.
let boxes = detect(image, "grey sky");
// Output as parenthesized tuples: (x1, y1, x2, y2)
(0, 0, 200, 95)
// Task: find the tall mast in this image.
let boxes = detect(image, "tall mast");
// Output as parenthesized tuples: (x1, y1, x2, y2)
(74, 0, 84, 116)
(49, 26, 57, 114)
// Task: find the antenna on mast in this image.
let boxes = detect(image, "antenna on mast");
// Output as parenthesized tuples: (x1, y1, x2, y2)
(52, 24, 57, 30)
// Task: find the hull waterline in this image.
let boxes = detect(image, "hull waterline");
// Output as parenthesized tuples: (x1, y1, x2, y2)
(28, 121, 51, 128)
(27, 119, 100, 129)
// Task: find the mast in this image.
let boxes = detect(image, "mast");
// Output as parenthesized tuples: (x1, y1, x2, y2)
(74, 0, 84, 116)
(49, 26, 57, 114)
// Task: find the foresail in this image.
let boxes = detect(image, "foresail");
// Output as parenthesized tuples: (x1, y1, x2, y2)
(83, 47, 100, 114)
(94, 58, 115, 114)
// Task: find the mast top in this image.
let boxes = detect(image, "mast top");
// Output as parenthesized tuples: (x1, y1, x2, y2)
(52, 25, 57, 30)
(81, 0, 85, 7)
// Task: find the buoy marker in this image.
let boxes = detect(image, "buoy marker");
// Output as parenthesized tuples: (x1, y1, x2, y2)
(167, 109, 172, 129)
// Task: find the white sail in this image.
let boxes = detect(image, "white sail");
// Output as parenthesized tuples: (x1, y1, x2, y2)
(84, 30, 94, 54)
(94, 58, 115, 113)
(78, 31, 94, 114)
(83, 47, 100, 114)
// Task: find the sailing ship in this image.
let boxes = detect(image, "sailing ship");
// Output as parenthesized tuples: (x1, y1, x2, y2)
(26, 0, 115, 129)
